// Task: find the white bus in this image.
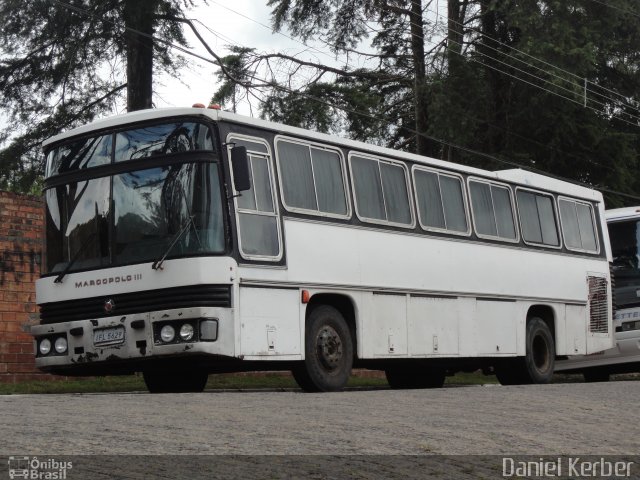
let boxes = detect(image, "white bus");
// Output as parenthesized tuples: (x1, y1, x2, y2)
(32, 106, 614, 392)
(556, 207, 640, 381)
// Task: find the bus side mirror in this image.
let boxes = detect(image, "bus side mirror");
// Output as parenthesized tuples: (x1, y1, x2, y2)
(231, 146, 251, 192)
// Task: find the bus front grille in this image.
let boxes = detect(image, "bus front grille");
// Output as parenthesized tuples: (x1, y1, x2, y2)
(39, 284, 232, 325)
(587, 276, 609, 334)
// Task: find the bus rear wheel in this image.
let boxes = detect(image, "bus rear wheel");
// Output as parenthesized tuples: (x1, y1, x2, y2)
(496, 317, 555, 385)
(385, 366, 445, 389)
(143, 370, 208, 393)
(292, 305, 353, 392)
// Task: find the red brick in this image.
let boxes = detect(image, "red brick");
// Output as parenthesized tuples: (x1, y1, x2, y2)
(0, 354, 17, 363)
(10, 363, 39, 373)
(16, 353, 34, 363)
(15, 332, 33, 342)
(7, 343, 24, 354)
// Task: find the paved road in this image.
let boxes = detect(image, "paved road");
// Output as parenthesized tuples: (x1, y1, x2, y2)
(1, 381, 638, 456)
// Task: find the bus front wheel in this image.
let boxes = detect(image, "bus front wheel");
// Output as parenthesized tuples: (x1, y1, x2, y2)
(496, 317, 555, 385)
(292, 305, 353, 392)
(143, 370, 208, 393)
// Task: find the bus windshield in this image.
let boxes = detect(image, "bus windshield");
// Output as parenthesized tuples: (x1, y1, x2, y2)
(44, 121, 226, 274)
(609, 219, 640, 308)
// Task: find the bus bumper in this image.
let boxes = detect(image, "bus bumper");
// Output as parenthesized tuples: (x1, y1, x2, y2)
(31, 306, 236, 373)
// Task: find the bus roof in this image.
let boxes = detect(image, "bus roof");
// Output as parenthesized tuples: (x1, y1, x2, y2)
(606, 206, 640, 221)
(43, 107, 603, 202)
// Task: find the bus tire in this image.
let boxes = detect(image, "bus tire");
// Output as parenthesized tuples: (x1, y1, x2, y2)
(385, 366, 445, 389)
(292, 305, 353, 392)
(143, 370, 208, 393)
(496, 317, 555, 385)
(583, 368, 610, 383)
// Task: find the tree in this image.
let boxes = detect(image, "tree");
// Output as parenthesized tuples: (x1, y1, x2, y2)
(213, 0, 446, 155)
(212, 0, 640, 205)
(0, 0, 196, 193)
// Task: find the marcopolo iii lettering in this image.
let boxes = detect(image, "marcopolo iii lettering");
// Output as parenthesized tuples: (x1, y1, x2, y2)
(75, 273, 143, 289)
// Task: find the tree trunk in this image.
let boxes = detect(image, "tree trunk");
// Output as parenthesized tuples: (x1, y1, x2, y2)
(444, 0, 468, 162)
(479, 0, 508, 157)
(124, 0, 156, 111)
(409, 0, 432, 156)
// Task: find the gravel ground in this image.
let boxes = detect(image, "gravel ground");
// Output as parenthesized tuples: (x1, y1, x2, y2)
(2, 382, 639, 478)
(1, 381, 638, 456)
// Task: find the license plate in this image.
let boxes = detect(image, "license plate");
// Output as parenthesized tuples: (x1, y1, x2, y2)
(93, 326, 125, 346)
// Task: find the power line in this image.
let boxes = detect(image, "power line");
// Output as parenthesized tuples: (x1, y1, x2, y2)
(45, 0, 640, 202)
(587, 0, 640, 19)
(396, 11, 640, 127)
(214, 2, 640, 127)
(208, 0, 368, 72)
(424, 4, 638, 107)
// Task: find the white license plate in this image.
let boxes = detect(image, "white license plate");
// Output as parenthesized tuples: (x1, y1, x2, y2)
(93, 326, 125, 346)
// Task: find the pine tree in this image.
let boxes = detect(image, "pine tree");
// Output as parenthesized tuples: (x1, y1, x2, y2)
(0, 0, 195, 193)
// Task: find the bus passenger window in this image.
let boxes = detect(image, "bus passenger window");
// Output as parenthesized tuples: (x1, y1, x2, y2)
(229, 136, 281, 260)
(350, 155, 412, 226)
(517, 190, 559, 247)
(469, 180, 517, 241)
(559, 199, 598, 252)
(277, 140, 348, 217)
(414, 169, 468, 234)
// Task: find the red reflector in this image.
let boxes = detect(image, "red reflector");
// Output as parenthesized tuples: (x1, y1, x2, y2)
(208, 104, 221, 110)
(301, 290, 310, 304)
(192, 103, 206, 108)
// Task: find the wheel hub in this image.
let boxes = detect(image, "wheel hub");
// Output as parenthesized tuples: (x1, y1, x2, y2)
(316, 325, 343, 371)
(532, 334, 551, 373)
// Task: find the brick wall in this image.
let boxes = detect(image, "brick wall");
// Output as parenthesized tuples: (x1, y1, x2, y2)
(0, 191, 51, 382)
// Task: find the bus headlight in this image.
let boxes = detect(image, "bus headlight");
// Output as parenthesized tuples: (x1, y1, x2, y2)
(179, 323, 194, 341)
(54, 337, 68, 354)
(39, 338, 52, 356)
(160, 325, 175, 343)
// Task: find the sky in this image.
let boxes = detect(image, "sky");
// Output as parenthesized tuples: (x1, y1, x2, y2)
(151, 0, 351, 115)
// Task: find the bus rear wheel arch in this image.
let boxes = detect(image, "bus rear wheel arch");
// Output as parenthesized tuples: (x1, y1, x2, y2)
(495, 316, 555, 385)
(292, 304, 354, 392)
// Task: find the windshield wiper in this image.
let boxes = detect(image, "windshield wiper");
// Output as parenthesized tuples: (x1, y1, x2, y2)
(54, 232, 97, 284)
(151, 215, 197, 271)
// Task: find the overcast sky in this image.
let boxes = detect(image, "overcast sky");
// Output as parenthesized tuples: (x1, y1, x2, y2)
(152, 0, 350, 115)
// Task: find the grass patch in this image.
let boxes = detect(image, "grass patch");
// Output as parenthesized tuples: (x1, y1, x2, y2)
(446, 372, 498, 385)
(0, 376, 146, 395)
(0, 370, 500, 394)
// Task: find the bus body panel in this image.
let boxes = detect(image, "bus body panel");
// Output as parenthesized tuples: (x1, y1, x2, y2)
(236, 218, 611, 359)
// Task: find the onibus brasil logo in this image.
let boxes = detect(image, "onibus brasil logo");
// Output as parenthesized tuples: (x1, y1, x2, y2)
(8, 457, 72, 479)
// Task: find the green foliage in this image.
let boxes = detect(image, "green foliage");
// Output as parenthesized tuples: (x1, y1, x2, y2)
(0, 0, 195, 193)
(214, 0, 640, 205)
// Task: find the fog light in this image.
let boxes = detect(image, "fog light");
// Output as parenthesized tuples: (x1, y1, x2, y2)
(39, 338, 51, 355)
(160, 325, 175, 343)
(200, 319, 218, 341)
(54, 337, 68, 354)
(179, 323, 194, 341)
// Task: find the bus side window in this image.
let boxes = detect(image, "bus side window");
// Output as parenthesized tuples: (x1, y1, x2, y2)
(469, 179, 518, 241)
(228, 136, 281, 260)
(276, 139, 349, 217)
(350, 154, 413, 227)
(413, 168, 469, 234)
(558, 198, 598, 252)
(516, 190, 560, 247)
